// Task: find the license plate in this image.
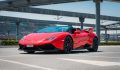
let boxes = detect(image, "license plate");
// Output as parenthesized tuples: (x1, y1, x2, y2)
(27, 45, 33, 47)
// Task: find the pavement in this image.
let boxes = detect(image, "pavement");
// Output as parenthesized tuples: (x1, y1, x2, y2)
(0, 45, 120, 70)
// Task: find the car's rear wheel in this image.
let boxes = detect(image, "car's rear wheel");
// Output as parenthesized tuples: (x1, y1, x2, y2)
(63, 36, 73, 53)
(25, 51, 35, 54)
(88, 37, 98, 52)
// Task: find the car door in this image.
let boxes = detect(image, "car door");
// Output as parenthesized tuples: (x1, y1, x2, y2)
(75, 30, 89, 48)
(71, 29, 83, 49)
(72, 33, 80, 48)
(79, 30, 89, 45)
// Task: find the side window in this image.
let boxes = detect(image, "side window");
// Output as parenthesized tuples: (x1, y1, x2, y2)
(67, 27, 74, 34)
(68, 27, 81, 34)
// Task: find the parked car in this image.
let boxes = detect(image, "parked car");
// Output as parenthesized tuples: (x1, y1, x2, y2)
(19, 26, 98, 53)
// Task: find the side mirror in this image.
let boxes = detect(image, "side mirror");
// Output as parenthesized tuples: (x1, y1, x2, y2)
(74, 31, 80, 34)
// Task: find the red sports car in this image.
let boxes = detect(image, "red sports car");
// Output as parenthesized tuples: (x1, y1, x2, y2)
(19, 26, 98, 53)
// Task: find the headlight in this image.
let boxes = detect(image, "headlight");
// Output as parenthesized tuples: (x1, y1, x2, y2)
(46, 36, 57, 40)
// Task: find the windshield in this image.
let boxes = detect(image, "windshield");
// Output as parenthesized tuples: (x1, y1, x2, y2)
(36, 26, 70, 33)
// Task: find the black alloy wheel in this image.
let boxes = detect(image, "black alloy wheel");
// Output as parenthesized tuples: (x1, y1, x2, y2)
(64, 36, 73, 53)
(88, 37, 98, 52)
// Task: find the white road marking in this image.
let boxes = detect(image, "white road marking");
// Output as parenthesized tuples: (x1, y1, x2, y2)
(68, 54, 120, 59)
(0, 58, 55, 70)
(59, 58, 120, 66)
(100, 46, 120, 47)
(83, 55, 120, 59)
(100, 52, 120, 54)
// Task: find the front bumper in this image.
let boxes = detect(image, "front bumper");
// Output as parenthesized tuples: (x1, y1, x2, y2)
(19, 44, 59, 51)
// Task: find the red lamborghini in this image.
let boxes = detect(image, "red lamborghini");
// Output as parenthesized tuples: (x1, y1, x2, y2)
(19, 26, 98, 53)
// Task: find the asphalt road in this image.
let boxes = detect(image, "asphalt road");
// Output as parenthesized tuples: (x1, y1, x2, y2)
(0, 45, 120, 70)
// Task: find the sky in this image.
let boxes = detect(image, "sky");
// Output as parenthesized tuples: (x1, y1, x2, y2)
(0, 1, 120, 26)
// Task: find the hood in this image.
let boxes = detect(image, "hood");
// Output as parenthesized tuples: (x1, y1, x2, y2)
(22, 32, 68, 41)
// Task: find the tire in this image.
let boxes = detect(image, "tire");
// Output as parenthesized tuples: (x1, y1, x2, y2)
(25, 51, 35, 54)
(63, 36, 73, 53)
(88, 37, 98, 52)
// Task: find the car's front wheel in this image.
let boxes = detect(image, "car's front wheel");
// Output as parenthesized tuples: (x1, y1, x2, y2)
(88, 37, 98, 52)
(63, 36, 73, 53)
